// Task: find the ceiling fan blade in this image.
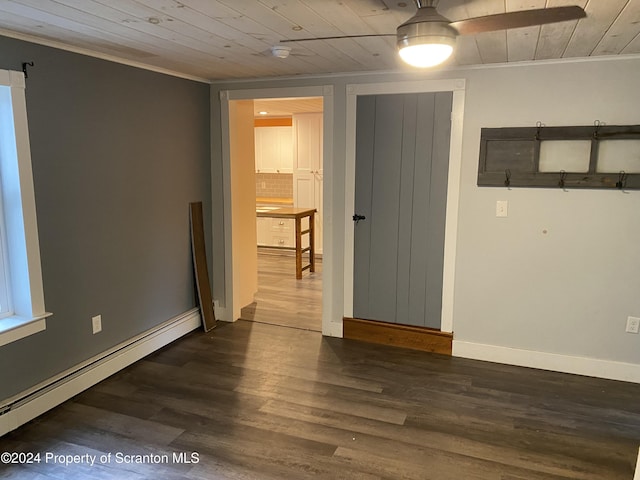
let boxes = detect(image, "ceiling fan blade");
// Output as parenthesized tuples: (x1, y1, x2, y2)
(280, 34, 396, 43)
(450, 6, 586, 36)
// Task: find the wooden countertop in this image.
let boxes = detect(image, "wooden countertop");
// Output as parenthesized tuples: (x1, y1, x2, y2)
(256, 207, 316, 219)
(256, 197, 294, 205)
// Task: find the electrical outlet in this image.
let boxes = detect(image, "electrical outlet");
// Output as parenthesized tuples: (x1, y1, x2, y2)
(626, 316, 640, 334)
(92, 315, 102, 334)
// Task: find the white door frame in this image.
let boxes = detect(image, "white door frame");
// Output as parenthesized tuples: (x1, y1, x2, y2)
(219, 86, 334, 335)
(343, 79, 466, 334)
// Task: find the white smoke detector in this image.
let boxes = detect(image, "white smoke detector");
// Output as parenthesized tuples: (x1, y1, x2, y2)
(270, 45, 292, 59)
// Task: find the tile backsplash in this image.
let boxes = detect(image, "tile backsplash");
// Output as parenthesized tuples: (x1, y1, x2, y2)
(256, 173, 293, 199)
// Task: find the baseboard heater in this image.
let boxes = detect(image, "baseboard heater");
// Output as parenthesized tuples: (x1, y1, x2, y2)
(0, 308, 201, 437)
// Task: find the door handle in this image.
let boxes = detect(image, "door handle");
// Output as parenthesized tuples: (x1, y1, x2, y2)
(352, 214, 366, 224)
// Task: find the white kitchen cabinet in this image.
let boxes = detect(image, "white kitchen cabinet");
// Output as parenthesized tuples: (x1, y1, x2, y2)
(293, 113, 323, 253)
(256, 217, 269, 246)
(254, 126, 293, 173)
(256, 217, 294, 248)
(293, 113, 322, 174)
(269, 217, 294, 248)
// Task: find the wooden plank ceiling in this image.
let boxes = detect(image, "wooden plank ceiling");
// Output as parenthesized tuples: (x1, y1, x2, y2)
(0, 0, 638, 82)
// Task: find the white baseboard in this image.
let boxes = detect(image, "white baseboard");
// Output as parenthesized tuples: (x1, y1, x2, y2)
(213, 300, 232, 322)
(453, 340, 640, 384)
(0, 308, 201, 437)
(325, 320, 343, 338)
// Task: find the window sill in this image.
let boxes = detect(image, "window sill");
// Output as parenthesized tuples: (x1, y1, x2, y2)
(0, 313, 51, 347)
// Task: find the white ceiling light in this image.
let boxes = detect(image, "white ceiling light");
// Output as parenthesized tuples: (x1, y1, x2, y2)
(396, 4, 457, 68)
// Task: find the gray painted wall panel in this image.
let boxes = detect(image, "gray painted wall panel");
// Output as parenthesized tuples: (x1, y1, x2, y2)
(368, 95, 403, 323)
(396, 95, 418, 325)
(424, 92, 452, 327)
(353, 96, 375, 319)
(0, 35, 210, 401)
(408, 93, 436, 326)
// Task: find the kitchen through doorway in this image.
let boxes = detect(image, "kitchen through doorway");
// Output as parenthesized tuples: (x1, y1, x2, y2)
(240, 97, 324, 332)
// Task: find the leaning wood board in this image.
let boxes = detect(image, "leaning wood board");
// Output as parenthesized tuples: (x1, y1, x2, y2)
(190, 202, 216, 332)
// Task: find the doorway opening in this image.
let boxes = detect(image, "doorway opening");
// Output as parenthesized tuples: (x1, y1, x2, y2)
(229, 96, 324, 332)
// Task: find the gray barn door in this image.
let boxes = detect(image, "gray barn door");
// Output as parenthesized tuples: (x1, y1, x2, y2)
(353, 92, 452, 329)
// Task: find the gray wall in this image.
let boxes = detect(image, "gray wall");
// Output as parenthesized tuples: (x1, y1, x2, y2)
(453, 59, 640, 365)
(211, 56, 640, 377)
(0, 35, 211, 401)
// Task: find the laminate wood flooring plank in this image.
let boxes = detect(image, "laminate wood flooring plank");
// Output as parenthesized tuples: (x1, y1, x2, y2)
(134, 356, 400, 428)
(71, 389, 164, 421)
(119, 375, 269, 415)
(139, 340, 383, 397)
(230, 358, 385, 393)
(87, 375, 141, 398)
(168, 425, 340, 480)
(59, 402, 185, 446)
(332, 445, 578, 480)
(2, 428, 194, 480)
(1, 471, 52, 480)
(228, 399, 574, 480)
(241, 252, 322, 331)
(0, 417, 194, 479)
(234, 384, 407, 425)
(258, 398, 622, 480)
(405, 406, 635, 464)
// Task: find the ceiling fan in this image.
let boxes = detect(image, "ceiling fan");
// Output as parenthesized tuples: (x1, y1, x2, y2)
(279, 0, 586, 68)
(254, 45, 315, 59)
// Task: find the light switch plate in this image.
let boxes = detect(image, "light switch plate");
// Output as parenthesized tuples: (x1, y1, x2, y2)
(92, 315, 102, 334)
(496, 200, 508, 218)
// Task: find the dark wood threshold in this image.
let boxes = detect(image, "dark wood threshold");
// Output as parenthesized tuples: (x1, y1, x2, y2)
(343, 317, 452, 355)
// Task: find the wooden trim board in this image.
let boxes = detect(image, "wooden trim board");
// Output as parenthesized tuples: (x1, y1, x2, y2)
(190, 202, 217, 332)
(343, 317, 452, 355)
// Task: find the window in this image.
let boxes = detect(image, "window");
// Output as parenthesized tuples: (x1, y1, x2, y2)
(0, 69, 50, 346)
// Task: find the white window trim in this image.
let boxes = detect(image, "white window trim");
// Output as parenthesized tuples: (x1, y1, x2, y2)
(0, 182, 12, 318)
(0, 69, 50, 347)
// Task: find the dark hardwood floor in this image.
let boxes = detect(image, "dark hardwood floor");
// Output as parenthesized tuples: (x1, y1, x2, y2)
(241, 250, 321, 332)
(1, 318, 640, 479)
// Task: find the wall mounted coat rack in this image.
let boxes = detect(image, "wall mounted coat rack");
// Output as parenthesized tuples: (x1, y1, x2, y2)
(477, 122, 640, 190)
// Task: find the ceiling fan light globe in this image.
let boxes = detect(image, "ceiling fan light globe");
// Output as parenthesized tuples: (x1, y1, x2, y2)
(396, 14, 457, 68)
(398, 42, 453, 67)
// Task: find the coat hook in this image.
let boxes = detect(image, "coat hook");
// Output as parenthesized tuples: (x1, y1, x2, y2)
(22, 61, 34, 78)
(616, 170, 627, 189)
(593, 119, 601, 139)
(504, 169, 511, 188)
(558, 170, 567, 190)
